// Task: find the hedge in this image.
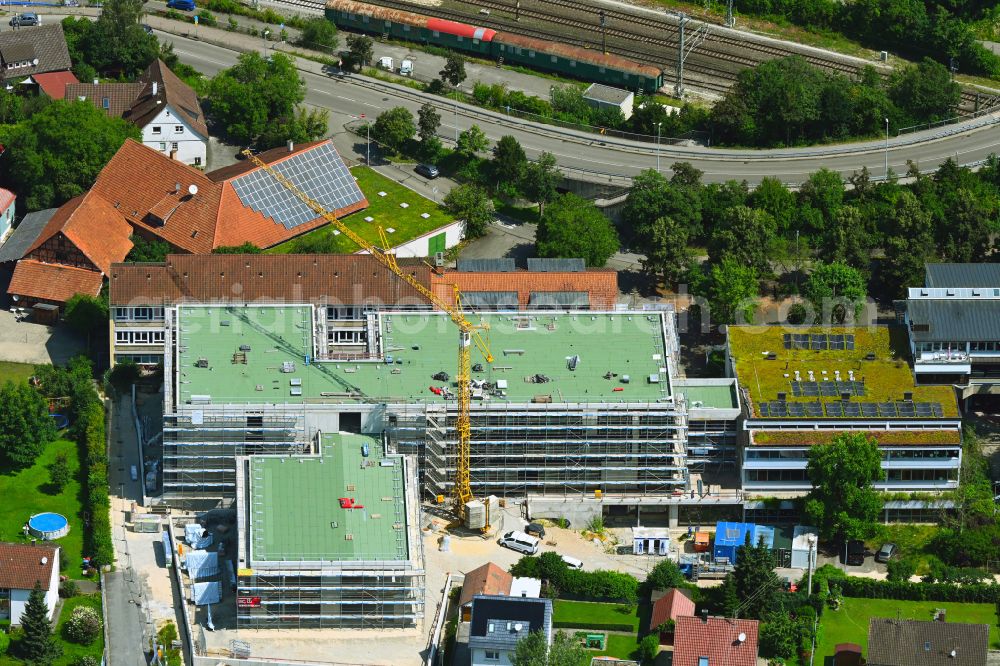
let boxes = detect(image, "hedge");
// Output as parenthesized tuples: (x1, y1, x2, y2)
(78, 401, 113, 568)
(553, 621, 636, 632)
(837, 577, 1000, 603)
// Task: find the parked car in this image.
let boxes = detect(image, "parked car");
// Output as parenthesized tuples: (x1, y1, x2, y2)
(415, 163, 439, 179)
(560, 555, 583, 570)
(875, 542, 897, 563)
(142, 23, 154, 34)
(842, 539, 865, 566)
(525, 522, 545, 539)
(399, 58, 414, 76)
(166, 0, 196, 10)
(498, 530, 540, 555)
(9, 13, 40, 27)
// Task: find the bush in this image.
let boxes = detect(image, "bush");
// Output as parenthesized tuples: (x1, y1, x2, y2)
(0, 630, 9, 656)
(59, 580, 80, 598)
(553, 620, 635, 632)
(63, 606, 101, 645)
(838, 576, 1000, 603)
(639, 634, 660, 663)
(510, 554, 639, 603)
(886, 558, 917, 582)
(74, 657, 99, 666)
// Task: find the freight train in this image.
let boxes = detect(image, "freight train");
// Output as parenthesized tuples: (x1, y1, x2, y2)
(325, 0, 664, 93)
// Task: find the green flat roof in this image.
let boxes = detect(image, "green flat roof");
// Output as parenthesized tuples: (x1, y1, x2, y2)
(176, 306, 671, 404)
(677, 382, 738, 409)
(248, 433, 408, 562)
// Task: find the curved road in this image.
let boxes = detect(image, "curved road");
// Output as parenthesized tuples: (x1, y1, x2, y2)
(160, 28, 1000, 184)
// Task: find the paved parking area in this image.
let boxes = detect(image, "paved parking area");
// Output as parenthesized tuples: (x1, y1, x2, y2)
(0, 309, 84, 364)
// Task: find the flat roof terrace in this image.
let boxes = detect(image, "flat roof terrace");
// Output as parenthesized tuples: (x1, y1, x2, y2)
(728, 326, 958, 419)
(247, 433, 408, 563)
(175, 306, 672, 405)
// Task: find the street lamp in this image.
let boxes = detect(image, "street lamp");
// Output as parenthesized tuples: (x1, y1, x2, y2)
(656, 122, 662, 174)
(262, 29, 270, 54)
(884, 117, 889, 179)
(806, 533, 817, 595)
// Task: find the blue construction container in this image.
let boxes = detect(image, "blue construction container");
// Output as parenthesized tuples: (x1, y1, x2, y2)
(713, 522, 775, 564)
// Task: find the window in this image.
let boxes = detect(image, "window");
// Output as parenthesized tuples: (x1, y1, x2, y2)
(551, 55, 557, 63)
(175, 125, 184, 134)
(115, 330, 165, 346)
(152, 126, 161, 135)
(699, 659, 710, 666)
(484, 651, 500, 662)
(570, 60, 576, 67)
(171, 142, 179, 151)
(194, 157, 202, 166)
(102, 97, 110, 109)
(159, 142, 167, 151)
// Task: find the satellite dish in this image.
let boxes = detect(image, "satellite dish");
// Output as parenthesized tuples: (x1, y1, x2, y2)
(737, 632, 747, 643)
(188, 184, 198, 196)
(32, 58, 38, 66)
(41, 557, 48, 565)
(513, 623, 523, 632)
(950, 650, 957, 658)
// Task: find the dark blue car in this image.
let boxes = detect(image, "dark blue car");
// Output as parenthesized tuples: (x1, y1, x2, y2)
(166, 0, 196, 10)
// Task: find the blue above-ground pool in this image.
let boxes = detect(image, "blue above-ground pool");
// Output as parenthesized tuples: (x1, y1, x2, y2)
(28, 512, 70, 540)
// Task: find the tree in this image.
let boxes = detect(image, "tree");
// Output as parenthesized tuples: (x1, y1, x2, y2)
(443, 184, 495, 239)
(491, 135, 527, 193)
(207, 52, 306, 146)
(63, 606, 101, 645)
(759, 613, 800, 660)
(802, 262, 867, 323)
(0, 381, 57, 471)
(642, 216, 692, 287)
(521, 152, 561, 216)
(798, 168, 844, 236)
(670, 161, 703, 188)
(646, 559, 686, 590)
(889, 58, 961, 125)
(536, 194, 619, 267)
(420, 136, 444, 163)
(257, 106, 329, 148)
(817, 205, 872, 274)
(440, 54, 467, 87)
(65, 0, 158, 78)
(729, 534, 780, 620)
(298, 17, 337, 51)
(417, 103, 441, 143)
(1, 101, 139, 211)
(750, 177, 796, 234)
(345, 34, 373, 70)
(708, 257, 759, 325)
(879, 190, 934, 298)
(639, 634, 660, 663)
(371, 107, 416, 154)
(511, 630, 587, 666)
(64, 294, 109, 341)
(622, 169, 701, 242)
(707, 205, 777, 275)
(47, 453, 71, 493)
(16, 581, 61, 665)
(803, 432, 884, 542)
(456, 124, 489, 158)
(126, 235, 172, 263)
(212, 242, 262, 254)
(108, 361, 141, 393)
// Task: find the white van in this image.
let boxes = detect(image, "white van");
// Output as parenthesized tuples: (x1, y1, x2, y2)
(560, 555, 583, 570)
(499, 530, 540, 555)
(377, 56, 394, 71)
(399, 58, 413, 76)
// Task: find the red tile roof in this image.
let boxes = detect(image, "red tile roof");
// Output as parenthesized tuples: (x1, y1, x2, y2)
(109, 254, 432, 306)
(8, 260, 104, 303)
(0, 543, 58, 591)
(26, 193, 133, 274)
(673, 616, 759, 666)
(33, 70, 78, 99)
(649, 588, 696, 631)
(127, 59, 208, 138)
(431, 268, 618, 310)
(459, 562, 513, 609)
(0, 188, 15, 212)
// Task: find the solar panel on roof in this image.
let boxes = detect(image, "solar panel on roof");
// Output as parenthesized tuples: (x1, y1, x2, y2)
(230, 143, 365, 230)
(767, 401, 788, 417)
(846, 335, 855, 350)
(861, 403, 879, 417)
(457, 258, 516, 272)
(825, 403, 844, 417)
(843, 403, 862, 417)
(915, 403, 933, 417)
(829, 334, 845, 350)
(878, 402, 897, 417)
(788, 403, 806, 417)
(804, 402, 823, 416)
(526, 258, 585, 272)
(820, 382, 839, 397)
(897, 402, 916, 417)
(783, 334, 792, 349)
(931, 403, 943, 417)
(759, 403, 771, 416)
(791, 381, 802, 397)
(810, 334, 828, 350)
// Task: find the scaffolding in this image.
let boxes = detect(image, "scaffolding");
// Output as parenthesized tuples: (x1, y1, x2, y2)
(389, 400, 688, 499)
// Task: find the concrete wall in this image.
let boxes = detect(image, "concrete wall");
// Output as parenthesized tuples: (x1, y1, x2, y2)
(358, 221, 463, 259)
(525, 496, 603, 527)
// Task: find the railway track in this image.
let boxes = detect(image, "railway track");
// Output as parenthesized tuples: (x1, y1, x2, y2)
(302, 0, 995, 107)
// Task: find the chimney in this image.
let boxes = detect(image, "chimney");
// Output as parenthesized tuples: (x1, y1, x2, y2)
(174, 182, 181, 193)
(937, 609, 947, 622)
(701, 609, 709, 623)
(287, 140, 294, 153)
(92, 78, 98, 85)
(152, 81, 158, 96)
(170, 149, 177, 161)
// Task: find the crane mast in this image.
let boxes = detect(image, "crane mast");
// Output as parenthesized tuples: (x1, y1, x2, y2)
(241, 150, 492, 523)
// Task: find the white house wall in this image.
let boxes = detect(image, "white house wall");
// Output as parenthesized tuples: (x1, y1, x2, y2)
(142, 107, 207, 167)
(357, 221, 463, 259)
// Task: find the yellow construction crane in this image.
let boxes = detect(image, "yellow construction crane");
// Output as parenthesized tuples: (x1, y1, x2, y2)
(241, 150, 493, 523)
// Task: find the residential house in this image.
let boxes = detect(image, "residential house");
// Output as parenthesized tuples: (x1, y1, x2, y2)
(67, 59, 208, 166)
(902, 263, 1000, 397)
(672, 615, 758, 666)
(7, 137, 369, 307)
(867, 617, 988, 666)
(648, 588, 695, 644)
(0, 24, 77, 97)
(0, 543, 60, 624)
(8, 194, 133, 306)
(468, 595, 552, 666)
(0, 208, 57, 266)
(458, 562, 541, 622)
(0, 189, 15, 244)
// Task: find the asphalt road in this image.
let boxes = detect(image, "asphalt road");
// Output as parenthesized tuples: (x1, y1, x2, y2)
(153, 27, 1000, 184)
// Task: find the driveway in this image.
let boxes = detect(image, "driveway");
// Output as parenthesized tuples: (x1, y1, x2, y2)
(103, 570, 150, 666)
(0, 310, 85, 365)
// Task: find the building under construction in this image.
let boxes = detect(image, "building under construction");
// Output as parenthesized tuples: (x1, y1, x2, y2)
(234, 432, 424, 629)
(160, 304, 704, 506)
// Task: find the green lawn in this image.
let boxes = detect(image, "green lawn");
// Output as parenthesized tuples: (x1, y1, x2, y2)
(0, 438, 90, 581)
(553, 600, 641, 632)
(53, 594, 104, 666)
(0, 362, 36, 385)
(813, 597, 1000, 663)
(572, 632, 641, 664)
(268, 166, 453, 255)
